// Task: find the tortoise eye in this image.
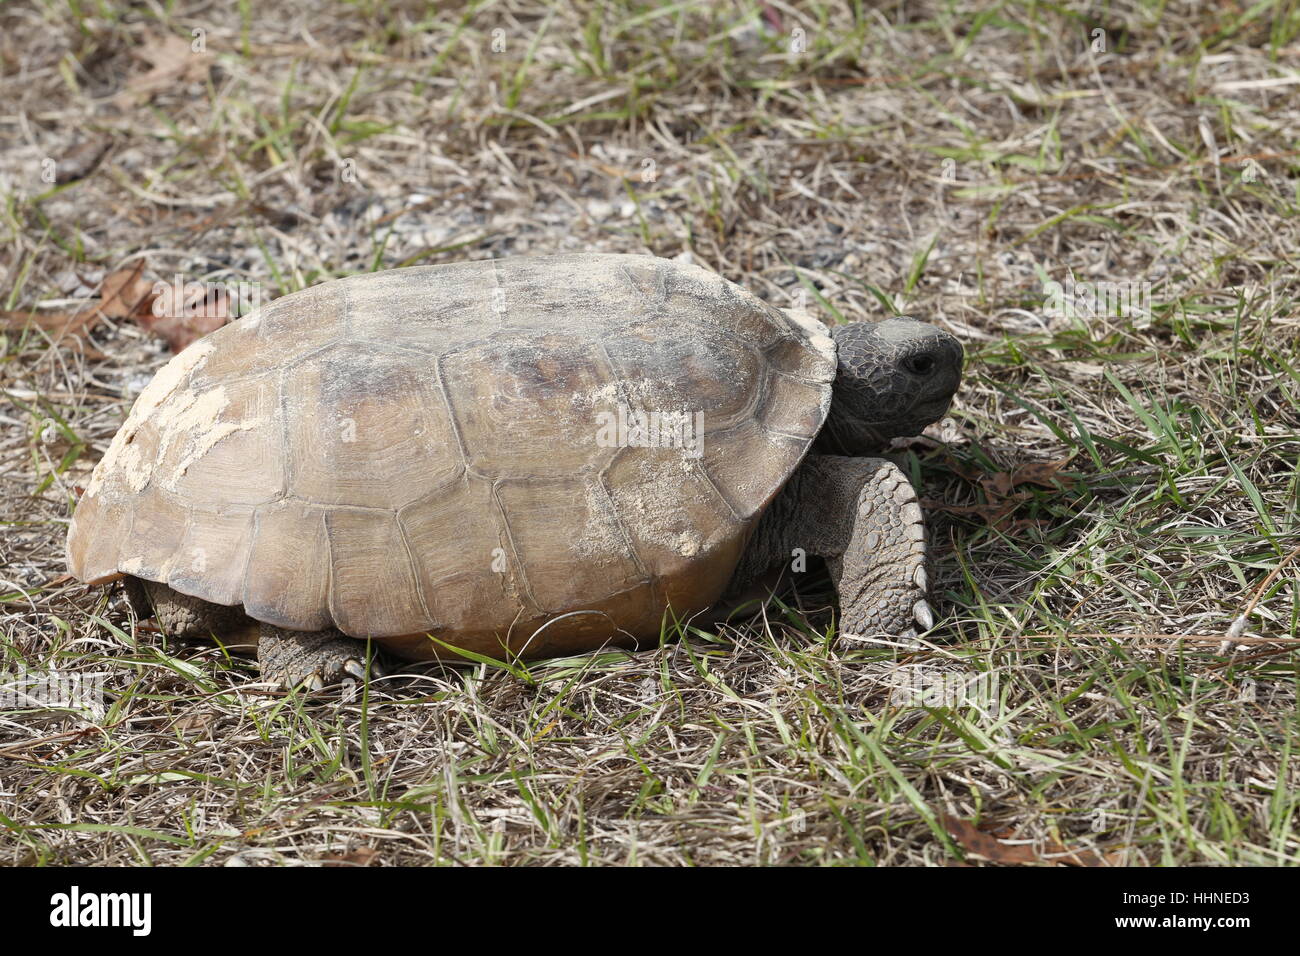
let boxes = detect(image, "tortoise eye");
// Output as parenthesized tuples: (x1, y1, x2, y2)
(903, 354, 935, 376)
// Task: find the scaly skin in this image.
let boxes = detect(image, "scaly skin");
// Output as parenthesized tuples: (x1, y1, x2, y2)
(127, 577, 381, 689)
(126, 577, 249, 642)
(257, 624, 379, 690)
(730, 454, 931, 638)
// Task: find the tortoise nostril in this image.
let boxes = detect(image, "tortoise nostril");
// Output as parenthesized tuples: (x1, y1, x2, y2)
(904, 354, 935, 376)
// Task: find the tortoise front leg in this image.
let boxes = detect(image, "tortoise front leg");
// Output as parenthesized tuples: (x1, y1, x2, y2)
(733, 454, 932, 637)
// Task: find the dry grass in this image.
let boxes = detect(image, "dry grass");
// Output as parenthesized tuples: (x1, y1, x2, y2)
(1, 0, 1298, 865)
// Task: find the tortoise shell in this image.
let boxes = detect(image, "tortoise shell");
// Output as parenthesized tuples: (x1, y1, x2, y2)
(66, 254, 837, 659)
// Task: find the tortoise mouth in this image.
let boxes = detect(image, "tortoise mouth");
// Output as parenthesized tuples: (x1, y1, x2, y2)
(912, 395, 954, 421)
(879, 399, 952, 442)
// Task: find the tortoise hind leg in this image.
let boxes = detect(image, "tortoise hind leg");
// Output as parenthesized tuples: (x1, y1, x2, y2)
(126, 576, 254, 645)
(257, 624, 385, 690)
(125, 577, 383, 690)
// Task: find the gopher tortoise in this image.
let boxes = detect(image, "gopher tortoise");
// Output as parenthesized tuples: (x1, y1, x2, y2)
(66, 253, 962, 688)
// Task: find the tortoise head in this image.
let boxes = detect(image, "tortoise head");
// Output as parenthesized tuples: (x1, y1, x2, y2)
(822, 317, 963, 453)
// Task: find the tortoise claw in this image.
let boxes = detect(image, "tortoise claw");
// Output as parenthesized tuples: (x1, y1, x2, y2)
(913, 599, 934, 631)
(346, 657, 388, 680)
(259, 625, 385, 691)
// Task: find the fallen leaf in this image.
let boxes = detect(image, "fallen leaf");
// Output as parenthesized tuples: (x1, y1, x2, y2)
(942, 814, 1041, 864)
(0, 261, 153, 351)
(120, 32, 211, 104)
(984, 458, 1074, 498)
(922, 495, 1028, 531)
(134, 283, 233, 352)
(12, 260, 240, 353)
(940, 456, 985, 483)
(1013, 459, 1075, 488)
(97, 261, 154, 319)
(941, 814, 1121, 866)
(172, 712, 215, 735)
(933, 455, 1074, 531)
(321, 847, 380, 867)
(0, 306, 95, 342)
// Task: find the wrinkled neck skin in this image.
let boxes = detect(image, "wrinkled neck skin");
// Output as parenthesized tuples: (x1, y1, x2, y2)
(814, 369, 910, 456)
(813, 407, 888, 456)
